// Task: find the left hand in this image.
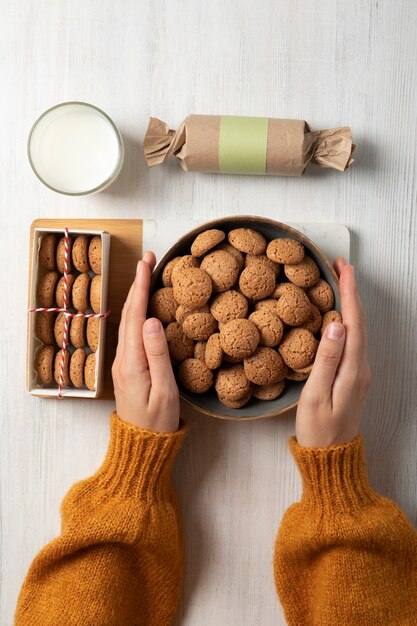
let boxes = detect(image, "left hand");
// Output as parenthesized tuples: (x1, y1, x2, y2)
(111, 251, 180, 433)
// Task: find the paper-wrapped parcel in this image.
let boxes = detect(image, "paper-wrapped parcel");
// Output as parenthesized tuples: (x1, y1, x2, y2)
(144, 115, 354, 176)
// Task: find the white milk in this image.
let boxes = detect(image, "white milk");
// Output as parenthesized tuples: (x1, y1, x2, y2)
(28, 103, 123, 194)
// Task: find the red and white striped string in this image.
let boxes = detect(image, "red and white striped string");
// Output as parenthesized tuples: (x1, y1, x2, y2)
(29, 227, 110, 398)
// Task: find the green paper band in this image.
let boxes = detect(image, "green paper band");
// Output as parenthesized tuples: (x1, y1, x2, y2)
(218, 116, 269, 175)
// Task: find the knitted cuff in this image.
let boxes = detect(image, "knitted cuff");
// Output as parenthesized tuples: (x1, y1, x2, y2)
(95, 412, 188, 500)
(289, 435, 378, 515)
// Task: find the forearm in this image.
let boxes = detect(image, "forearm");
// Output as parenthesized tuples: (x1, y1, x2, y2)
(274, 436, 417, 626)
(15, 412, 187, 626)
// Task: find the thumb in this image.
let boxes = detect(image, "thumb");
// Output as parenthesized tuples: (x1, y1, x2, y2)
(304, 323, 346, 397)
(143, 318, 176, 388)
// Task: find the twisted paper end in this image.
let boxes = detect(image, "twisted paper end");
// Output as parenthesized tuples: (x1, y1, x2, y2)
(310, 127, 355, 172)
(143, 117, 185, 167)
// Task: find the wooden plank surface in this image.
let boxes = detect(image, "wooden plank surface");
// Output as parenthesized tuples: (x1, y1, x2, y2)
(1, 1, 417, 625)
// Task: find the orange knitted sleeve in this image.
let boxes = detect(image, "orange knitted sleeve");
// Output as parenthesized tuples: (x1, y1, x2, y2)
(274, 436, 417, 625)
(15, 411, 187, 626)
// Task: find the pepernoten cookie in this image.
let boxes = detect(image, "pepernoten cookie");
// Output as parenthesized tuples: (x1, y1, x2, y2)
(56, 274, 76, 308)
(210, 290, 248, 323)
(35, 311, 55, 344)
(162, 256, 181, 287)
(88, 236, 102, 274)
(54, 348, 70, 386)
(149, 288, 178, 324)
(37, 271, 59, 308)
(279, 328, 319, 369)
(72, 235, 90, 273)
(300, 304, 322, 335)
(194, 341, 207, 361)
(275, 287, 311, 326)
(200, 250, 239, 293)
(307, 279, 335, 313)
(165, 322, 195, 362)
(72, 273, 91, 313)
(175, 303, 209, 324)
(215, 364, 252, 402)
(70, 316, 86, 348)
(182, 311, 217, 341)
(253, 380, 285, 401)
(171, 255, 200, 283)
(36, 345, 55, 384)
(248, 309, 284, 347)
(219, 318, 260, 359)
(245, 253, 280, 278)
(286, 363, 314, 381)
(84, 353, 96, 390)
(173, 267, 212, 307)
(205, 333, 223, 369)
(239, 264, 275, 301)
(90, 275, 101, 314)
(86, 317, 99, 352)
(284, 256, 320, 288)
(191, 229, 225, 257)
(243, 347, 287, 385)
(39, 234, 57, 270)
(178, 358, 213, 393)
(69, 348, 86, 388)
(321, 310, 343, 335)
(228, 228, 266, 255)
(266, 238, 304, 265)
(216, 242, 245, 270)
(56, 235, 73, 274)
(54, 312, 68, 348)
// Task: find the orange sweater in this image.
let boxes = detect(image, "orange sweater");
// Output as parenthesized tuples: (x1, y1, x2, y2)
(15, 412, 417, 625)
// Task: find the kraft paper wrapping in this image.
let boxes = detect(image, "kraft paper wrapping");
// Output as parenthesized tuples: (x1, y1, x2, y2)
(143, 115, 354, 176)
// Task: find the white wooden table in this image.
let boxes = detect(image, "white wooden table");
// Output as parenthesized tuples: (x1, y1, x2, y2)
(1, 1, 417, 624)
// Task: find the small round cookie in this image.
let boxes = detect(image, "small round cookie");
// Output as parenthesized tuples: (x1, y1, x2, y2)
(321, 310, 343, 335)
(56, 235, 73, 274)
(205, 333, 223, 370)
(216, 242, 245, 270)
(171, 255, 200, 283)
(243, 347, 287, 385)
(175, 304, 209, 325)
(286, 363, 314, 381)
(162, 256, 181, 287)
(245, 253, 280, 278)
(37, 271, 59, 308)
(36, 345, 55, 384)
(72, 235, 90, 272)
(54, 312, 69, 348)
(39, 234, 57, 270)
(165, 322, 195, 362)
(266, 238, 305, 265)
(70, 348, 86, 388)
(200, 250, 240, 293)
(88, 236, 102, 275)
(191, 229, 226, 257)
(219, 319, 260, 360)
(248, 309, 284, 347)
(284, 256, 320, 288)
(90, 275, 101, 314)
(239, 264, 275, 301)
(182, 312, 217, 342)
(35, 311, 55, 344)
(72, 273, 91, 313)
(228, 228, 266, 255)
(194, 341, 207, 361)
(210, 290, 248, 324)
(56, 273, 76, 309)
(300, 305, 323, 335)
(215, 364, 251, 402)
(178, 358, 213, 393)
(149, 287, 178, 324)
(253, 379, 285, 401)
(307, 279, 335, 313)
(278, 329, 319, 369)
(272, 283, 305, 301)
(172, 267, 212, 307)
(54, 348, 70, 386)
(70, 316, 87, 348)
(86, 317, 99, 352)
(218, 387, 252, 409)
(84, 353, 96, 391)
(275, 288, 311, 326)
(253, 299, 281, 318)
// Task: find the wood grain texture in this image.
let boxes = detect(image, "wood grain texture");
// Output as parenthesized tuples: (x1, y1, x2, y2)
(1, 1, 417, 624)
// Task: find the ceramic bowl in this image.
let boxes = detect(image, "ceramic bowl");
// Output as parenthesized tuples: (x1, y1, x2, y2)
(150, 216, 340, 421)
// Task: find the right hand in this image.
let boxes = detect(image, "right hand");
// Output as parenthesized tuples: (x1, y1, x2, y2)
(111, 252, 180, 433)
(295, 258, 372, 448)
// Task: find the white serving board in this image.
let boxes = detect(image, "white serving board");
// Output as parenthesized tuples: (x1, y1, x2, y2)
(143, 220, 350, 265)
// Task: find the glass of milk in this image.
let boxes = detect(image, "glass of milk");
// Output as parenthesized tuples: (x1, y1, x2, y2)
(28, 102, 124, 195)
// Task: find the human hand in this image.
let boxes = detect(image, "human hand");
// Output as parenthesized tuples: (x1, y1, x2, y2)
(295, 258, 372, 447)
(111, 251, 180, 433)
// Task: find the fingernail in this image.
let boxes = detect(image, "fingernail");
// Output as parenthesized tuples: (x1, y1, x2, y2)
(144, 318, 162, 336)
(326, 322, 344, 340)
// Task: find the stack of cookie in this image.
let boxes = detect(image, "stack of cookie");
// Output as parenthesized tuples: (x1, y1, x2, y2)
(150, 227, 341, 409)
(34, 233, 103, 391)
